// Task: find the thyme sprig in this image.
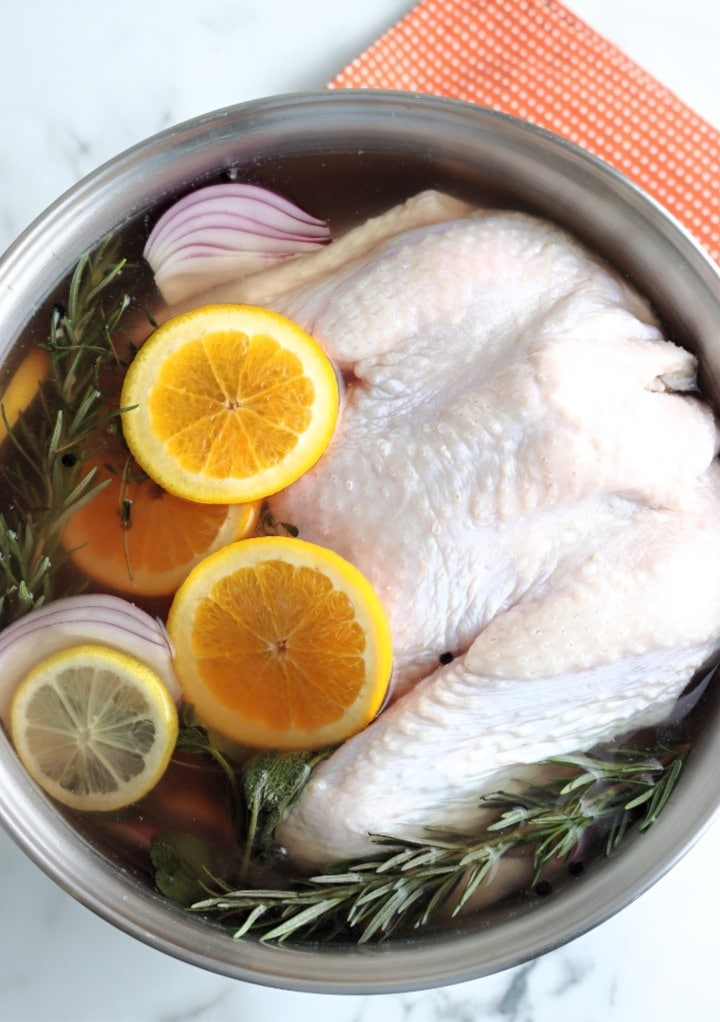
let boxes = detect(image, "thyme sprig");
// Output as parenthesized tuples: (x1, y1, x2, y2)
(0, 240, 132, 625)
(189, 742, 688, 945)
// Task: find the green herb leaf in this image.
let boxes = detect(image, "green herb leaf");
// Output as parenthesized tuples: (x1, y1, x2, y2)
(241, 748, 324, 860)
(150, 832, 224, 907)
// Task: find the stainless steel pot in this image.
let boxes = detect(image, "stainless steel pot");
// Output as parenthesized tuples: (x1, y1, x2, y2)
(1, 90, 719, 994)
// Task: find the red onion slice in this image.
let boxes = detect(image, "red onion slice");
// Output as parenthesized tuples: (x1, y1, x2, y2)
(144, 183, 331, 304)
(0, 594, 181, 723)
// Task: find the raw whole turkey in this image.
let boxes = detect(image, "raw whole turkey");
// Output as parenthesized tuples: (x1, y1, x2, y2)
(204, 191, 720, 868)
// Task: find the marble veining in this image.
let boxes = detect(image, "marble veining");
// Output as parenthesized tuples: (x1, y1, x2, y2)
(0, 1, 719, 1020)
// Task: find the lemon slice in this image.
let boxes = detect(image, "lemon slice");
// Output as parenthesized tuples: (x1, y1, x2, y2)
(167, 536, 393, 750)
(10, 643, 179, 811)
(120, 304, 339, 504)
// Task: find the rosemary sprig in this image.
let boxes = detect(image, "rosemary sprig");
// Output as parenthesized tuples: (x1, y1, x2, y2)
(189, 742, 689, 945)
(0, 239, 132, 626)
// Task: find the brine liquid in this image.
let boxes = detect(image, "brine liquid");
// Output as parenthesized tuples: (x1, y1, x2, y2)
(1, 149, 717, 943)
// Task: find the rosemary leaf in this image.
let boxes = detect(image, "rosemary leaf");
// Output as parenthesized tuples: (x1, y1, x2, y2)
(637, 757, 684, 830)
(261, 898, 347, 944)
(452, 854, 502, 917)
(233, 903, 273, 940)
(623, 788, 655, 812)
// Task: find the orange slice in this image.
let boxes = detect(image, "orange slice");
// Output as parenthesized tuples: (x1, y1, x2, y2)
(119, 304, 339, 504)
(0, 347, 50, 445)
(167, 536, 393, 750)
(61, 455, 258, 597)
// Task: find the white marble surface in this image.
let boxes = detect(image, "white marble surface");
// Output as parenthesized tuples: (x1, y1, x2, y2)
(1, 1, 719, 1019)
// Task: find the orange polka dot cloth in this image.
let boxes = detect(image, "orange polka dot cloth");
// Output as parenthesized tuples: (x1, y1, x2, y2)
(329, 0, 720, 266)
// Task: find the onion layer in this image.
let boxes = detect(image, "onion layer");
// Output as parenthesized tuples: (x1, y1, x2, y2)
(0, 594, 181, 724)
(144, 183, 331, 304)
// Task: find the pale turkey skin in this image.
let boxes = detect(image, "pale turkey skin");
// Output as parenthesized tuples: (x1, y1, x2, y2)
(205, 193, 720, 867)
